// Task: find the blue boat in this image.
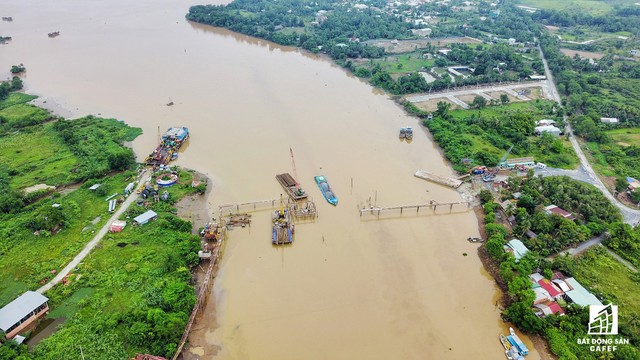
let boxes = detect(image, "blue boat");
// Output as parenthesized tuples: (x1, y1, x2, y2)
(508, 327, 529, 356)
(314, 175, 338, 206)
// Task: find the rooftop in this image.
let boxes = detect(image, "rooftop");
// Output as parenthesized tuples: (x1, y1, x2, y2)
(134, 210, 158, 224)
(505, 239, 529, 261)
(564, 277, 602, 307)
(0, 291, 48, 331)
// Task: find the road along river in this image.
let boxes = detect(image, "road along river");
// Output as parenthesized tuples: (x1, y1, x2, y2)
(1, 0, 539, 358)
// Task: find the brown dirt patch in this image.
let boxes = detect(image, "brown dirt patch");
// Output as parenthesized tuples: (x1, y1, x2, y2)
(486, 91, 519, 103)
(519, 87, 544, 100)
(412, 97, 459, 112)
(366, 36, 482, 54)
(560, 48, 605, 60)
(545, 25, 560, 31)
(457, 94, 480, 104)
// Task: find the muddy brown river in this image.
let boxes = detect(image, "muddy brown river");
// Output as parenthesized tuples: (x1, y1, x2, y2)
(1, 1, 540, 358)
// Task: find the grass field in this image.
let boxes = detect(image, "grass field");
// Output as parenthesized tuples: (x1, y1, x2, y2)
(0, 125, 78, 189)
(0, 92, 38, 110)
(607, 127, 640, 147)
(369, 52, 435, 74)
(518, 0, 638, 14)
(573, 248, 640, 337)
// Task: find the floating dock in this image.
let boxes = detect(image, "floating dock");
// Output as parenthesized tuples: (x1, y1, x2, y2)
(414, 170, 463, 188)
(146, 127, 189, 166)
(272, 209, 293, 245)
(359, 200, 470, 217)
(276, 173, 307, 200)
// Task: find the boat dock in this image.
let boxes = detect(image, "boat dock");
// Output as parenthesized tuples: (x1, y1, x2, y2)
(276, 173, 307, 200)
(359, 200, 471, 217)
(414, 170, 463, 188)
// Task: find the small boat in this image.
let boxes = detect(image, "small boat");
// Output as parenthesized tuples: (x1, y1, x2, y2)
(499, 334, 511, 351)
(48, 31, 60, 38)
(509, 328, 529, 356)
(314, 175, 338, 206)
(399, 127, 413, 139)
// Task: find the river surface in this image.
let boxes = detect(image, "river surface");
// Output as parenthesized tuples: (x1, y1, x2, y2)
(1, 1, 539, 359)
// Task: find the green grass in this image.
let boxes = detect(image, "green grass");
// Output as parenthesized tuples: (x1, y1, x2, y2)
(607, 127, 640, 147)
(0, 103, 51, 128)
(370, 52, 435, 74)
(0, 125, 78, 189)
(0, 92, 37, 110)
(573, 248, 640, 337)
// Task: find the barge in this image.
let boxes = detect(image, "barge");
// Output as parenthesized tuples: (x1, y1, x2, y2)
(272, 208, 293, 245)
(276, 173, 307, 200)
(145, 127, 189, 166)
(314, 175, 338, 206)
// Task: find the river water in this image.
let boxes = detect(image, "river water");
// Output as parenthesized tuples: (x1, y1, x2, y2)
(1, 1, 539, 359)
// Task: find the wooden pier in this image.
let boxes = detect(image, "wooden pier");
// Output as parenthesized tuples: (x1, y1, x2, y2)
(414, 170, 463, 188)
(219, 199, 279, 215)
(359, 200, 471, 217)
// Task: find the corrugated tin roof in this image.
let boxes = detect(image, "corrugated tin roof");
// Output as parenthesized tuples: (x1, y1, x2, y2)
(538, 279, 562, 297)
(0, 291, 48, 331)
(564, 278, 603, 307)
(134, 210, 158, 224)
(506, 239, 529, 260)
(530, 273, 544, 282)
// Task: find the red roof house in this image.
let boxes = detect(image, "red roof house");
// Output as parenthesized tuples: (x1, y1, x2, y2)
(538, 279, 563, 298)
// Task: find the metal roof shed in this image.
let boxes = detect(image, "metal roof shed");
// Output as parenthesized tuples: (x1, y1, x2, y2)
(133, 210, 158, 225)
(564, 277, 602, 307)
(0, 291, 48, 333)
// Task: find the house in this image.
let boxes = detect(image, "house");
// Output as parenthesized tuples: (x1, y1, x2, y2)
(492, 174, 510, 189)
(600, 117, 619, 123)
(536, 119, 556, 126)
(564, 277, 602, 307)
(534, 302, 565, 317)
(133, 210, 158, 225)
(529, 75, 546, 80)
(411, 28, 432, 37)
(109, 220, 127, 233)
(552, 278, 571, 293)
(544, 205, 576, 220)
(534, 125, 562, 137)
(504, 239, 529, 261)
(0, 291, 49, 339)
(537, 278, 564, 299)
(89, 183, 102, 191)
(500, 157, 536, 169)
(626, 177, 640, 192)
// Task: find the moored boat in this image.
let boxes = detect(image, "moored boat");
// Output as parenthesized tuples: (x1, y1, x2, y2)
(509, 328, 529, 356)
(399, 127, 413, 139)
(145, 127, 189, 166)
(272, 208, 293, 245)
(314, 175, 338, 205)
(500, 334, 511, 350)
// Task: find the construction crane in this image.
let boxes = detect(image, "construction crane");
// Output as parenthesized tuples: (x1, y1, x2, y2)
(289, 148, 305, 197)
(290, 148, 300, 186)
(499, 145, 514, 167)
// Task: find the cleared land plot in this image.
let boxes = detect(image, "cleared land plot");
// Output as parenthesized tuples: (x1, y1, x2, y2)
(519, 0, 637, 13)
(486, 91, 519, 103)
(560, 48, 605, 60)
(607, 127, 640, 147)
(457, 94, 482, 104)
(520, 87, 545, 100)
(366, 52, 436, 74)
(365, 36, 482, 54)
(0, 125, 78, 188)
(574, 248, 640, 336)
(413, 97, 459, 112)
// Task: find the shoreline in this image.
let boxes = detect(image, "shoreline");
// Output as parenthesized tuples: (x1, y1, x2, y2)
(174, 169, 223, 359)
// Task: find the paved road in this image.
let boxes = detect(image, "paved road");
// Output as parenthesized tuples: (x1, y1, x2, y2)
(537, 44, 640, 226)
(404, 80, 551, 103)
(534, 166, 592, 183)
(549, 234, 638, 273)
(37, 170, 150, 294)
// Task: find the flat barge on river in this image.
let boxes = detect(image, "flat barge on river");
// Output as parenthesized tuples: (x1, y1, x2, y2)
(276, 173, 307, 200)
(145, 127, 189, 166)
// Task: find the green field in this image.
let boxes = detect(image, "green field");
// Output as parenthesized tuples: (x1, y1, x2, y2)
(369, 52, 435, 75)
(573, 248, 640, 338)
(607, 127, 640, 147)
(0, 125, 78, 189)
(518, 0, 638, 14)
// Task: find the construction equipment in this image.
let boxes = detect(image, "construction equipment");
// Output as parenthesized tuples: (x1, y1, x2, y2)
(498, 145, 514, 168)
